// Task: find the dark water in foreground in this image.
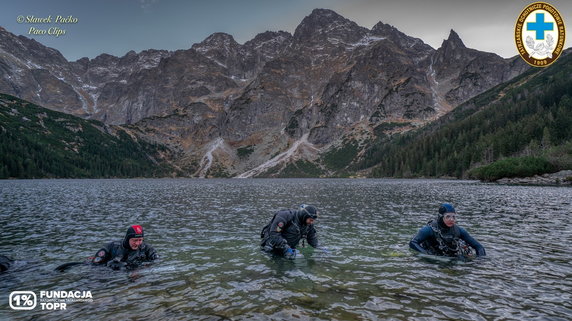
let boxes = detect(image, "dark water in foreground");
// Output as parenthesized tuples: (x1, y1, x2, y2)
(0, 179, 571, 320)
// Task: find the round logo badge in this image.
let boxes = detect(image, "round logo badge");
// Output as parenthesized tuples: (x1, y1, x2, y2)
(515, 2, 566, 67)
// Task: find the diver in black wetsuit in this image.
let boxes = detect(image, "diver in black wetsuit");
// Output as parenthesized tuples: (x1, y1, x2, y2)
(409, 203, 486, 258)
(260, 204, 322, 259)
(92, 225, 158, 270)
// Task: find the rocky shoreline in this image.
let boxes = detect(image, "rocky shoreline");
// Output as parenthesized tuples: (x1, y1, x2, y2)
(496, 170, 572, 186)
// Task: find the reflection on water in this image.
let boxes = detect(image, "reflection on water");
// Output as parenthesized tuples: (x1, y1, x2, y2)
(1, 179, 571, 320)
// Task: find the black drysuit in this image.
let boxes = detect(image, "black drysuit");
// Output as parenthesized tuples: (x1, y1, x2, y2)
(92, 238, 157, 269)
(260, 209, 318, 255)
(409, 218, 486, 257)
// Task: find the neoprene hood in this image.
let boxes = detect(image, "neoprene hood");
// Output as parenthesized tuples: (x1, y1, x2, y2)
(438, 203, 456, 215)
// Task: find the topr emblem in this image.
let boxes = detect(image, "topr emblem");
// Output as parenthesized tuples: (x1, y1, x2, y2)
(515, 2, 566, 67)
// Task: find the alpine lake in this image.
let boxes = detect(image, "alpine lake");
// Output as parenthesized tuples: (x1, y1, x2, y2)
(1, 178, 571, 320)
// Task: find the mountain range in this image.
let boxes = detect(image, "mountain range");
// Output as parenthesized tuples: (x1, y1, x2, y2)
(0, 9, 534, 178)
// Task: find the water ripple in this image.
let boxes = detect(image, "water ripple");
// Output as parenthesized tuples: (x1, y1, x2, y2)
(1, 179, 571, 320)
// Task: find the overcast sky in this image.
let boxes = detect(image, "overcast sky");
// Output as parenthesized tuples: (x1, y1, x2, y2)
(1, 0, 570, 61)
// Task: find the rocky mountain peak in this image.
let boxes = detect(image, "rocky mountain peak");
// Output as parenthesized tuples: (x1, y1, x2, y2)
(433, 29, 471, 70)
(371, 21, 399, 37)
(123, 50, 138, 58)
(293, 8, 367, 43)
(90, 53, 120, 67)
(192, 32, 240, 53)
(189, 32, 249, 77)
(306, 8, 344, 20)
(440, 29, 466, 51)
(73, 57, 90, 68)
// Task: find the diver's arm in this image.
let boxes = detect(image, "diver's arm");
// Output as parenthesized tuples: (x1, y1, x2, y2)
(91, 243, 112, 265)
(409, 226, 433, 254)
(306, 225, 319, 248)
(459, 227, 486, 256)
(268, 211, 292, 248)
(144, 244, 158, 261)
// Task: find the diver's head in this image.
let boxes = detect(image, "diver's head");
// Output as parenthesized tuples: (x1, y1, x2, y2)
(123, 225, 145, 250)
(299, 204, 318, 225)
(438, 203, 456, 228)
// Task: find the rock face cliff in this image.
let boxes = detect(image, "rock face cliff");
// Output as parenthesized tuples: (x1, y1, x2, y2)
(0, 9, 530, 177)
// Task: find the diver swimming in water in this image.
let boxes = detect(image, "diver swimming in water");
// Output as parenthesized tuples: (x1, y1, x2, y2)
(55, 225, 158, 271)
(91, 225, 158, 270)
(409, 203, 486, 259)
(260, 204, 325, 259)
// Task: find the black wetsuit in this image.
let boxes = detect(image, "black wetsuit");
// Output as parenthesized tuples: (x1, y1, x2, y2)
(260, 209, 318, 255)
(409, 218, 486, 257)
(92, 239, 157, 269)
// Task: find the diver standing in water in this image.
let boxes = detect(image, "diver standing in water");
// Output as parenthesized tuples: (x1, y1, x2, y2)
(260, 204, 322, 259)
(91, 225, 158, 270)
(409, 203, 486, 258)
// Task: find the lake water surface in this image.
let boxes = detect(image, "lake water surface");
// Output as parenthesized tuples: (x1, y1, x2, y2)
(1, 179, 571, 320)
